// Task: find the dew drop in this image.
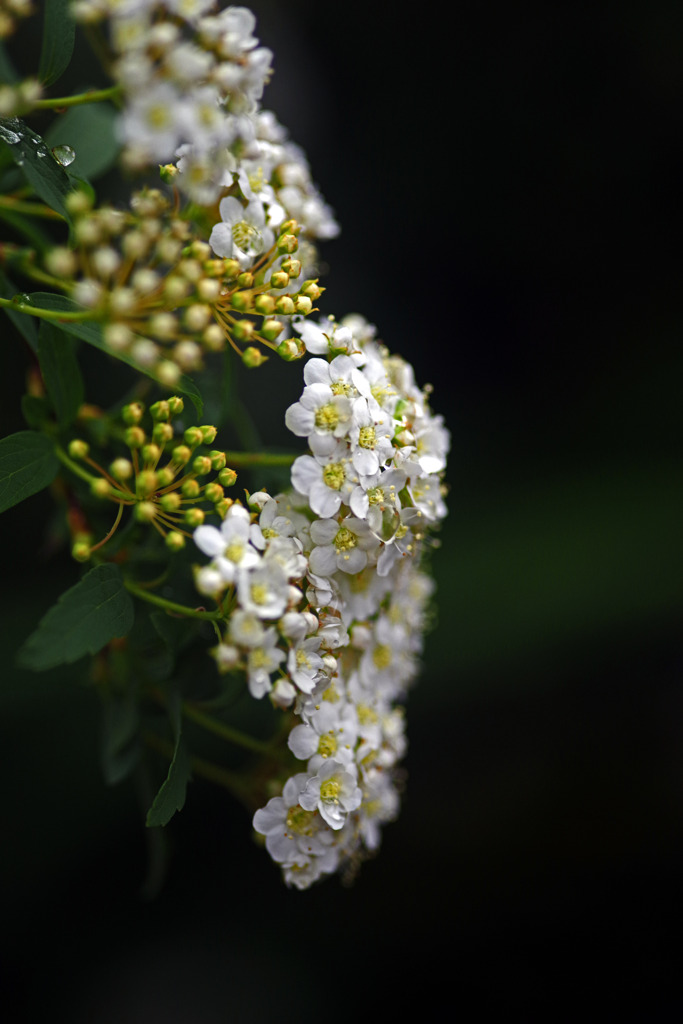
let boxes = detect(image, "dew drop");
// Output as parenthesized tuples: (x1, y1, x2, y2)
(0, 125, 21, 145)
(14, 293, 32, 305)
(52, 144, 76, 167)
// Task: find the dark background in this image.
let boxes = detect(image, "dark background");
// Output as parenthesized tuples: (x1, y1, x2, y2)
(2, 1, 683, 1017)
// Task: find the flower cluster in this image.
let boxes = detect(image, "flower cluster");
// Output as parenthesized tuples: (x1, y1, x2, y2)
(193, 314, 449, 886)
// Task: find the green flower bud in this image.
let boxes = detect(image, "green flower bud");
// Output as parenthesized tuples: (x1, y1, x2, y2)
(204, 482, 224, 504)
(281, 258, 302, 278)
(153, 422, 174, 444)
(156, 468, 174, 487)
(237, 272, 254, 288)
(277, 234, 298, 254)
(184, 507, 205, 527)
(68, 439, 89, 459)
(233, 319, 255, 342)
(277, 339, 304, 361)
(222, 258, 241, 280)
(91, 478, 111, 498)
(172, 444, 192, 466)
(136, 470, 158, 497)
(135, 501, 157, 522)
(124, 426, 146, 449)
(181, 479, 201, 498)
(167, 396, 184, 417)
(141, 444, 161, 464)
(192, 455, 212, 476)
(72, 541, 92, 562)
(183, 426, 204, 448)
(110, 457, 133, 480)
(300, 280, 323, 300)
(275, 296, 295, 315)
(218, 467, 238, 488)
(215, 498, 232, 518)
(260, 319, 285, 342)
(230, 289, 252, 311)
(295, 295, 313, 314)
(200, 425, 217, 444)
(159, 492, 181, 513)
(254, 294, 276, 315)
(270, 271, 290, 290)
(209, 450, 226, 471)
(122, 402, 145, 425)
(165, 531, 186, 551)
(150, 400, 170, 422)
(242, 347, 267, 368)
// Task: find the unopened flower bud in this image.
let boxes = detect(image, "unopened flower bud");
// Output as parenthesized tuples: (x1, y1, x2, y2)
(202, 323, 225, 350)
(184, 304, 211, 331)
(277, 234, 298, 254)
(165, 530, 186, 551)
(181, 479, 201, 498)
(275, 296, 295, 315)
(159, 492, 181, 512)
(237, 272, 254, 288)
(200, 425, 217, 444)
(122, 402, 145, 425)
(152, 422, 173, 445)
(209, 451, 226, 470)
(124, 426, 146, 448)
(184, 507, 205, 527)
(184, 427, 203, 448)
(295, 295, 313, 314)
(68, 439, 89, 459)
(277, 338, 302, 361)
(110, 457, 133, 480)
(230, 290, 252, 311)
(242, 346, 267, 368)
(300, 280, 323, 300)
(204, 482, 224, 504)
(270, 271, 289, 290)
(136, 470, 158, 497)
(135, 501, 157, 522)
(156, 468, 174, 487)
(72, 541, 92, 562)
(254, 294, 276, 315)
(193, 455, 212, 475)
(218, 467, 237, 487)
(172, 444, 192, 466)
(91, 478, 111, 498)
(222, 258, 241, 280)
(233, 319, 255, 342)
(260, 319, 284, 342)
(197, 278, 221, 302)
(281, 258, 301, 278)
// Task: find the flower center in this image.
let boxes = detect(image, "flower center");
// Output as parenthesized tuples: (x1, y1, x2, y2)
(315, 403, 340, 431)
(225, 540, 245, 562)
(251, 583, 270, 605)
(367, 486, 384, 506)
(334, 527, 357, 552)
(231, 219, 263, 256)
(318, 733, 338, 758)
(358, 426, 376, 449)
(320, 779, 341, 802)
(373, 644, 392, 670)
(330, 379, 352, 396)
(286, 805, 316, 835)
(322, 462, 346, 490)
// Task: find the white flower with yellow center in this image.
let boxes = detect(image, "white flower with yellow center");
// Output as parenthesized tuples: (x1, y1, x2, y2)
(194, 505, 260, 585)
(348, 399, 395, 477)
(245, 628, 285, 698)
(208, 196, 273, 268)
(236, 561, 290, 620)
(291, 443, 357, 518)
(288, 700, 358, 766)
(308, 516, 377, 577)
(252, 773, 337, 867)
(299, 759, 362, 830)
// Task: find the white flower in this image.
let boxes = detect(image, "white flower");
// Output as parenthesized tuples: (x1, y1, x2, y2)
(308, 516, 377, 577)
(291, 445, 358, 519)
(208, 196, 273, 267)
(299, 759, 362, 830)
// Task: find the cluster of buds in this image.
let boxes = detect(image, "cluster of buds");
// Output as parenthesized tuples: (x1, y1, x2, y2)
(44, 189, 321, 380)
(0, 0, 33, 39)
(67, 396, 237, 559)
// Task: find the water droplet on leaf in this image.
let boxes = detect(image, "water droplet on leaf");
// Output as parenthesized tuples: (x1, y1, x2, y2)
(52, 145, 76, 167)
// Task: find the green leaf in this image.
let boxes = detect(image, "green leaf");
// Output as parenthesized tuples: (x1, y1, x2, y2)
(26, 292, 204, 417)
(101, 693, 141, 786)
(21, 395, 51, 430)
(38, 0, 76, 88)
(44, 104, 119, 181)
(37, 320, 84, 426)
(17, 563, 135, 671)
(0, 430, 59, 514)
(0, 117, 74, 222)
(0, 268, 39, 351)
(146, 689, 190, 828)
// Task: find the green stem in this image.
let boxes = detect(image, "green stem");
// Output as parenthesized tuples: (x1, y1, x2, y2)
(34, 85, 123, 110)
(181, 700, 285, 759)
(0, 197, 64, 220)
(223, 450, 296, 467)
(0, 295, 91, 322)
(54, 444, 132, 499)
(124, 579, 224, 622)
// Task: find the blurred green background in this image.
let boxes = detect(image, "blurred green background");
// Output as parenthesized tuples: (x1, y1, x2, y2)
(2, 0, 682, 1017)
